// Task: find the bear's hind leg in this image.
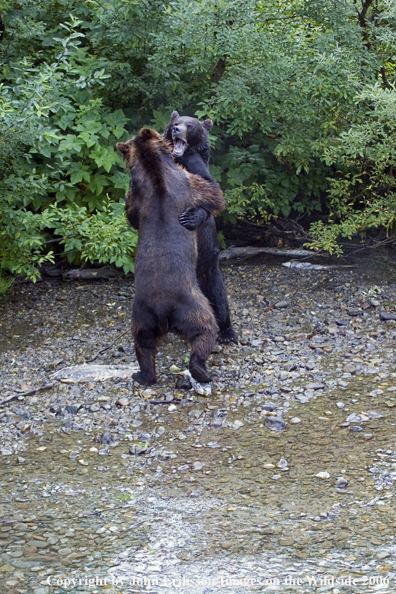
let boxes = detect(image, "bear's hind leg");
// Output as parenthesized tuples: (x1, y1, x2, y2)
(172, 301, 217, 383)
(197, 219, 238, 344)
(132, 328, 159, 386)
(199, 263, 238, 344)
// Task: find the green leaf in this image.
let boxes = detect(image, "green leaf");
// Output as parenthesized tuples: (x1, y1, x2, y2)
(89, 146, 119, 173)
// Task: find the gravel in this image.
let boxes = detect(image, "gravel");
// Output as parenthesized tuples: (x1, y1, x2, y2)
(1, 254, 396, 592)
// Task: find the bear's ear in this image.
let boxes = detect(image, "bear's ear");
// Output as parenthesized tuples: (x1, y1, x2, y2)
(139, 127, 160, 141)
(170, 110, 179, 123)
(116, 142, 130, 157)
(202, 118, 213, 131)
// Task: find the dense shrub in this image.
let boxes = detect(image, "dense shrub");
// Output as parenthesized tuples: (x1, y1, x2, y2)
(1, 0, 396, 281)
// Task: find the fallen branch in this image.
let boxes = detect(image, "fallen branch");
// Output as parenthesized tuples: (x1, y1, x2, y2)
(85, 328, 130, 363)
(0, 383, 54, 407)
(342, 236, 396, 258)
(149, 399, 187, 405)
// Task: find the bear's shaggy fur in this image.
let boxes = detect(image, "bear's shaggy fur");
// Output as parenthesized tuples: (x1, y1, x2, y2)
(163, 111, 238, 344)
(117, 128, 225, 385)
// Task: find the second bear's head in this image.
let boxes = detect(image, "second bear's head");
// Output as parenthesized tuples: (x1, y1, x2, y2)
(166, 111, 213, 161)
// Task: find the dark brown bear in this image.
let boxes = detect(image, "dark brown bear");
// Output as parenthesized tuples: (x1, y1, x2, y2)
(163, 111, 238, 344)
(116, 128, 226, 386)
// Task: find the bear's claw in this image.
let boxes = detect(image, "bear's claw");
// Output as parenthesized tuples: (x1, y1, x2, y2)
(218, 327, 238, 344)
(179, 207, 208, 230)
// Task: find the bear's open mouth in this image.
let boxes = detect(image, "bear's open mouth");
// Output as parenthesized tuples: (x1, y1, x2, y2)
(172, 137, 187, 157)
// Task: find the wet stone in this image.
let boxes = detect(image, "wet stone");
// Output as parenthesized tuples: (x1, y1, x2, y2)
(377, 551, 390, 559)
(176, 375, 192, 390)
(220, 541, 233, 550)
(264, 417, 286, 431)
(380, 312, 396, 321)
(275, 300, 290, 309)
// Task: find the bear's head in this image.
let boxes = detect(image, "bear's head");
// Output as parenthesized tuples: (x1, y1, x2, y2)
(116, 128, 171, 167)
(117, 128, 173, 192)
(168, 111, 213, 158)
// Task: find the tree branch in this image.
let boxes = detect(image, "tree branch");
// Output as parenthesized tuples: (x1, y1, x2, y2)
(357, 0, 374, 27)
(380, 67, 393, 90)
(214, 57, 226, 85)
(356, 0, 374, 46)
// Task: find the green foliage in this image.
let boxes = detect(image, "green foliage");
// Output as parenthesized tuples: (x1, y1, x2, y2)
(0, 272, 14, 296)
(2, 0, 396, 275)
(118, 493, 132, 501)
(49, 201, 137, 273)
(0, 13, 136, 279)
(310, 84, 396, 252)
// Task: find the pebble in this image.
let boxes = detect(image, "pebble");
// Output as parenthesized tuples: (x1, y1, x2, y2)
(129, 445, 147, 455)
(275, 300, 290, 309)
(65, 405, 79, 414)
(1, 449, 13, 456)
(264, 417, 286, 431)
(346, 413, 367, 423)
(192, 462, 204, 471)
(175, 375, 192, 390)
(315, 472, 330, 479)
(290, 417, 301, 423)
(380, 312, 396, 320)
(279, 537, 294, 546)
(335, 478, 348, 489)
(0, 564, 15, 572)
(232, 420, 244, 430)
(277, 458, 288, 470)
(305, 382, 324, 390)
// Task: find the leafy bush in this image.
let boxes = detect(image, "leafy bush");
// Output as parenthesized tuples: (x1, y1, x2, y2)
(2, 0, 396, 279)
(49, 201, 137, 273)
(0, 271, 14, 296)
(0, 16, 136, 280)
(310, 85, 396, 253)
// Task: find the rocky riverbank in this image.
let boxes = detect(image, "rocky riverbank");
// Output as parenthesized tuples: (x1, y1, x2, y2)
(0, 255, 396, 593)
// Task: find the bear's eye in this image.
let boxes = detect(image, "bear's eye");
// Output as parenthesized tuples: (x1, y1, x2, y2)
(187, 123, 192, 128)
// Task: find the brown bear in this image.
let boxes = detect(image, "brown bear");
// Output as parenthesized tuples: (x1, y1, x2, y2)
(116, 128, 226, 386)
(163, 111, 238, 344)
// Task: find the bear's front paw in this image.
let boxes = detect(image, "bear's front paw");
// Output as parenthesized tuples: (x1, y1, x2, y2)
(179, 207, 206, 230)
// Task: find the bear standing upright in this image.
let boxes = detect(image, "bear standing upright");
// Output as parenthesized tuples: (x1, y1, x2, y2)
(163, 111, 238, 344)
(117, 128, 225, 385)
